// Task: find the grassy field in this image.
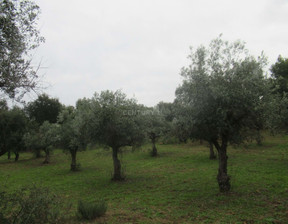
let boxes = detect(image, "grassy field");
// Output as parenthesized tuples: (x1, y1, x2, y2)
(0, 135, 288, 223)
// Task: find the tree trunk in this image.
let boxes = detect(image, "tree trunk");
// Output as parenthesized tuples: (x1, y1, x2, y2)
(70, 149, 77, 171)
(43, 149, 50, 164)
(151, 135, 158, 157)
(112, 147, 123, 181)
(7, 151, 11, 160)
(209, 142, 216, 160)
(213, 139, 230, 192)
(14, 152, 19, 162)
(152, 143, 157, 157)
(256, 130, 262, 146)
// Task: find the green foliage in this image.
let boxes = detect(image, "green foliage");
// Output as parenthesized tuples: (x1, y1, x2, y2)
(144, 106, 171, 156)
(157, 102, 175, 122)
(0, 0, 45, 100)
(175, 35, 268, 145)
(0, 185, 61, 224)
(26, 94, 62, 125)
(0, 106, 27, 157)
(58, 104, 90, 152)
(267, 56, 288, 134)
(171, 103, 191, 143)
(77, 199, 107, 220)
(38, 121, 60, 147)
(89, 90, 146, 149)
(270, 55, 288, 95)
(23, 127, 42, 156)
(24, 121, 60, 163)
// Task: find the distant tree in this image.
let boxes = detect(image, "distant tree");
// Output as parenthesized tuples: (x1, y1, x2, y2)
(175, 35, 268, 192)
(26, 94, 62, 125)
(89, 90, 145, 180)
(0, 0, 45, 100)
(39, 121, 60, 164)
(172, 103, 191, 144)
(265, 56, 288, 134)
(145, 107, 169, 157)
(23, 125, 42, 158)
(24, 121, 60, 164)
(58, 102, 91, 171)
(0, 106, 27, 160)
(270, 55, 288, 96)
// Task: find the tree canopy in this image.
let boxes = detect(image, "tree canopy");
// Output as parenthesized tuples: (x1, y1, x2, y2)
(270, 55, 288, 96)
(0, 0, 44, 100)
(25, 94, 62, 125)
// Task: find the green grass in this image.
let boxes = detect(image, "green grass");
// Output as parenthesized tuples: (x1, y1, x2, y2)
(1, 135, 288, 223)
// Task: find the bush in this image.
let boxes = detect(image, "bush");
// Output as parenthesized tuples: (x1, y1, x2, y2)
(0, 191, 9, 224)
(77, 199, 107, 220)
(1, 185, 62, 224)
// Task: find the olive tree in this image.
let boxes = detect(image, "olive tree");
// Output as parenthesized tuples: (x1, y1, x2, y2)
(145, 107, 170, 156)
(0, 0, 44, 100)
(24, 121, 60, 164)
(40, 121, 60, 164)
(176, 35, 268, 192)
(58, 102, 91, 171)
(89, 90, 145, 180)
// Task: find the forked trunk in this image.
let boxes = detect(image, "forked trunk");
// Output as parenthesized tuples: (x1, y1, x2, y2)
(209, 142, 216, 160)
(112, 147, 123, 181)
(70, 149, 77, 171)
(213, 139, 230, 192)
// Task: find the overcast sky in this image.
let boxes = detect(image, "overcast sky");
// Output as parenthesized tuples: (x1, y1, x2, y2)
(33, 0, 288, 107)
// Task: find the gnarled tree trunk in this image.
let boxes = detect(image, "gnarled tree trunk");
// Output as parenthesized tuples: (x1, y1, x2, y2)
(43, 149, 50, 164)
(213, 138, 230, 192)
(112, 147, 123, 181)
(150, 133, 158, 157)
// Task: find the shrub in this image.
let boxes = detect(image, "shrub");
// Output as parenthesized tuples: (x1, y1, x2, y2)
(1, 185, 62, 224)
(77, 199, 107, 220)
